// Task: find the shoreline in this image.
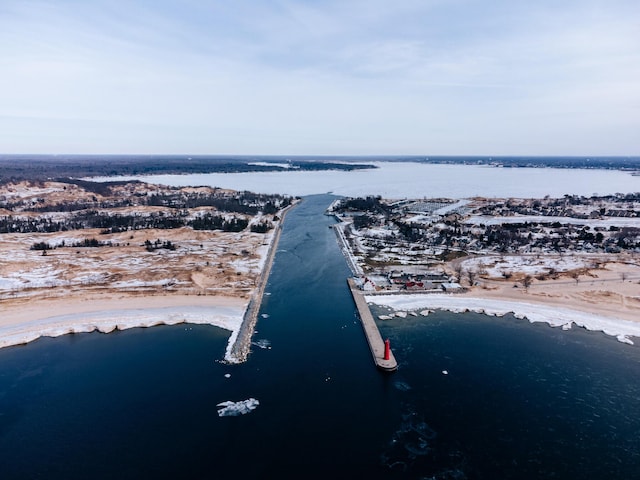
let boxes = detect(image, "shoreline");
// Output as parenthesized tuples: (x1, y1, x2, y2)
(365, 292, 640, 345)
(226, 200, 297, 363)
(0, 205, 295, 358)
(0, 294, 246, 349)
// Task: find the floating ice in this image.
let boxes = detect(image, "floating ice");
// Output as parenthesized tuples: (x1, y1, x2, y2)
(217, 398, 259, 417)
(251, 339, 271, 349)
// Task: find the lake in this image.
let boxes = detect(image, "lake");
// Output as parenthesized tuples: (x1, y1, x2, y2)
(1, 194, 640, 478)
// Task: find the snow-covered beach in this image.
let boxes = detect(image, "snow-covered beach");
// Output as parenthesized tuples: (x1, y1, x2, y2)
(0, 295, 246, 361)
(367, 293, 640, 345)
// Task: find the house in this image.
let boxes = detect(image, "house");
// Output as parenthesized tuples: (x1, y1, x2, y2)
(441, 282, 463, 292)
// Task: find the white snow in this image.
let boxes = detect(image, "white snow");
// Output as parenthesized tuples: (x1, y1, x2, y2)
(366, 294, 640, 345)
(461, 255, 588, 278)
(111, 279, 173, 289)
(217, 398, 259, 417)
(247, 162, 298, 169)
(466, 215, 640, 228)
(0, 306, 245, 360)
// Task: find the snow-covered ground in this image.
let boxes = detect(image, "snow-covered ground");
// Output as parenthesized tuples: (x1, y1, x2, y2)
(466, 215, 640, 228)
(0, 305, 245, 361)
(461, 255, 595, 278)
(366, 294, 640, 345)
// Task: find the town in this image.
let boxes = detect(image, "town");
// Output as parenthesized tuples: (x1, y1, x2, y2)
(329, 193, 640, 294)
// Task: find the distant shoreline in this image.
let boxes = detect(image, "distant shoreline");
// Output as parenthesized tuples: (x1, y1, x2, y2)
(2, 155, 640, 183)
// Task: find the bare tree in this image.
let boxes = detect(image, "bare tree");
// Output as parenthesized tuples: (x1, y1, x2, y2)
(467, 269, 477, 286)
(522, 275, 533, 292)
(454, 263, 464, 283)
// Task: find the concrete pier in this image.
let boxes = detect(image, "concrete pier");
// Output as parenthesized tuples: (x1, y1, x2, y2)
(347, 278, 398, 372)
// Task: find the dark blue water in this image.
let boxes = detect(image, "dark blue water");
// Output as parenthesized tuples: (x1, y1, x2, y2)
(1, 194, 640, 479)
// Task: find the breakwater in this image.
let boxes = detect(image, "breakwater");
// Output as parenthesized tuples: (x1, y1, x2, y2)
(347, 277, 397, 372)
(226, 202, 297, 363)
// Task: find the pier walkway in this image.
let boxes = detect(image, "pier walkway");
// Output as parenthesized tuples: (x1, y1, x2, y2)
(347, 278, 398, 372)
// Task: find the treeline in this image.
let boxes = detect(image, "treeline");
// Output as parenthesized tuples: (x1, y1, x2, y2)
(1, 180, 292, 215)
(30, 238, 114, 251)
(190, 214, 249, 232)
(30, 238, 179, 252)
(0, 156, 375, 182)
(144, 239, 176, 251)
(2, 211, 263, 234)
(336, 196, 392, 216)
(146, 191, 289, 214)
(414, 156, 640, 170)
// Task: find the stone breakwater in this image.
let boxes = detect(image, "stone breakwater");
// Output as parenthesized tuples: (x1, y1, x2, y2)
(225, 202, 297, 363)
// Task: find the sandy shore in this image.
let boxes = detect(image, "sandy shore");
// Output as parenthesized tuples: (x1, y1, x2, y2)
(366, 266, 640, 345)
(0, 293, 247, 354)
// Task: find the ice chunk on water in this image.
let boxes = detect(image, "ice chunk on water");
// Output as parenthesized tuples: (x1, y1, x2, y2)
(217, 398, 259, 417)
(251, 339, 271, 349)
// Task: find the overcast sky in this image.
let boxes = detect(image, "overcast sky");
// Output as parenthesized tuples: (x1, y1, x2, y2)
(1, 0, 638, 155)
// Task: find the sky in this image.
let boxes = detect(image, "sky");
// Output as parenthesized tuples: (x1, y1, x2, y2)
(0, 0, 638, 155)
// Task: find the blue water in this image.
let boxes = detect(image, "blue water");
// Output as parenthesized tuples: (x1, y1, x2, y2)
(1, 194, 640, 479)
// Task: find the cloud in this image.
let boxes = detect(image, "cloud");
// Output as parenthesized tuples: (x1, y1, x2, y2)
(0, 0, 638, 154)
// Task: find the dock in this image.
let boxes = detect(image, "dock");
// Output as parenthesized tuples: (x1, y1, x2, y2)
(347, 278, 398, 372)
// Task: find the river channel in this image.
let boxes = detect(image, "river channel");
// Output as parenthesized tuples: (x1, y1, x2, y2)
(1, 194, 640, 479)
